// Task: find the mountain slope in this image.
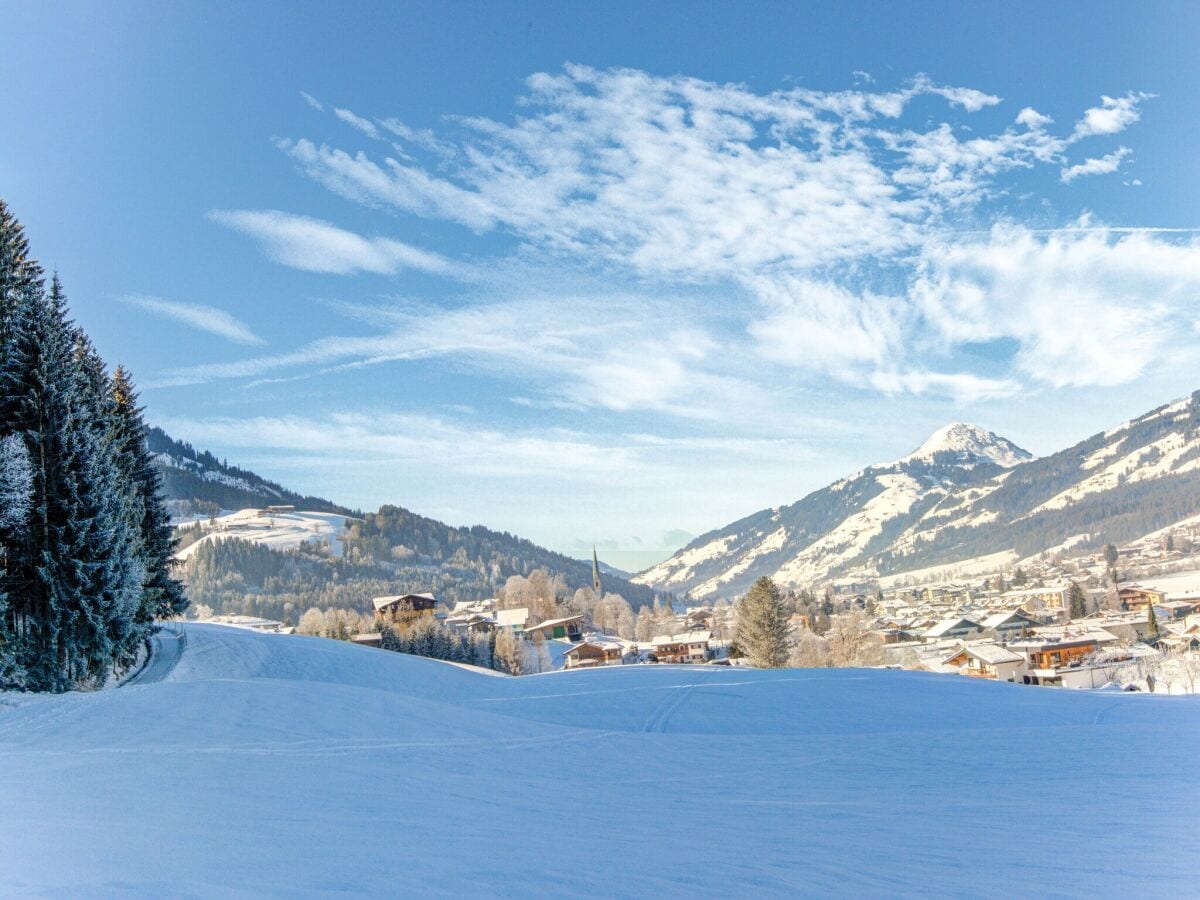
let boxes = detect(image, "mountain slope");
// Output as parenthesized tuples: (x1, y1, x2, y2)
(2, 624, 1196, 895)
(154, 427, 657, 609)
(150, 427, 352, 515)
(878, 391, 1200, 574)
(638, 392, 1200, 598)
(637, 423, 1031, 598)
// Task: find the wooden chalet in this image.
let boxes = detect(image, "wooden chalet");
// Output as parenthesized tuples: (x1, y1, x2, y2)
(563, 637, 628, 669)
(651, 632, 711, 664)
(372, 593, 438, 626)
(1118, 585, 1166, 612)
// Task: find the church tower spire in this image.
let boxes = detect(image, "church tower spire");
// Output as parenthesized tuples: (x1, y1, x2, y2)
(591, 545, 603, 598)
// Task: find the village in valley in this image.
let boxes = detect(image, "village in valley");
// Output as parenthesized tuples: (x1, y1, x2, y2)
(192, 510, 1200, 693)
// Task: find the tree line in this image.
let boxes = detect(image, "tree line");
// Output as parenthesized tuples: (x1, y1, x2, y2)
(0, 200, 184, 691)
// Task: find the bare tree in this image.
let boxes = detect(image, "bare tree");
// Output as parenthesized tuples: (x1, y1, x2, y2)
(826, 609, 884, 667)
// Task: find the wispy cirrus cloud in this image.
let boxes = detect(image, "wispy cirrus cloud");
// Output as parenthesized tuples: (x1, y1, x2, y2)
(208, 209, 453, 276)
(195, 66, 1176, 412)
(122, 294, 265, 346)
(153, 292, 771, 420)
(333, 106, 380, 139)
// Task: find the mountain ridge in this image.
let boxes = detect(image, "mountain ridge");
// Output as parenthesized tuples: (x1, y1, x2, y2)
(636, 391, 1200, 599)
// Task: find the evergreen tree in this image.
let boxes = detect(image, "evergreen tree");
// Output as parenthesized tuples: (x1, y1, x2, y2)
(1147, 598, 1160, 639)
(736, 577, 789, 668)
(0, 202, 171, 691)
(1068, 581, 1088, 620)
(110, 365, 187, 621)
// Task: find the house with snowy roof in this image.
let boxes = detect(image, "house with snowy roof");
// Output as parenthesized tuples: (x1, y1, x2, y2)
(942, 643, 1026, 682)
(525, 614, 585, 642)
(494, 607, 530, 635)
(372, 593, 438, 626)
(922, 616, 984, 641)
(652, 632, 712, 664)
(1008, 625, 1121, 686)
(979, 609, 1042, 641)
(563, 636, 631, 669)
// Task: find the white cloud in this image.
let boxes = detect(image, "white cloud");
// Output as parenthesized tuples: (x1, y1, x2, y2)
(1061, 146, 1131, 182)
(159, 411, 639, 479)
(208, 209, 452, 276)
(299, 91, 324, 112)
(197, 68, 1185, 407)
(914, 224, 1200, 388)
(1016, 107, 1053, 129)
(154, 292, 769, 419)
(867, 369, 1021, 402)
(1072, 92, 1153, 139)
(121, 294, 265, 346)
(333, 106, 380, 139)
(274, 67, 1026, 281)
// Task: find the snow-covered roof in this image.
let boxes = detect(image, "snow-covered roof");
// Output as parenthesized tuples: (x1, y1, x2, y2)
(947, 643, 1023, 666)
(653, 631, 712, 646)
(1009, 625, 1120, 648)
(527, 615, 585, 631)
(494, 608, 529, 628)
(563, 637, 626, 655)
(979, 610, 1038, 629)
(923, 617, 981, 638)
(372, 593, 436, 611)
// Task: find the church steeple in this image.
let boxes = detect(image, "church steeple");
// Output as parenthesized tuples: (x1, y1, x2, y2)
(591, 545, 603, 598)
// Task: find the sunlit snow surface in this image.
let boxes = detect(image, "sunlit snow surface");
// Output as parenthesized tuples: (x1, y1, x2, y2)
(2, 625, 1199, 896)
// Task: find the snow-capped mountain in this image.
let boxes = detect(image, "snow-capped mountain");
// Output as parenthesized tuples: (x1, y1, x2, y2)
(636, 423, 1031, 599)
(636, 392, 1200, 599)
(895, 422, 1031, 469)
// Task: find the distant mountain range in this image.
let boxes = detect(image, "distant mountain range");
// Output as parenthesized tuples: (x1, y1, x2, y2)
(150, 427, 657, 608)
(635, 392, 1200, 599)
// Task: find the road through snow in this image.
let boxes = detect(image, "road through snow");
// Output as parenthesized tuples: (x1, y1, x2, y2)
(126, 627, 185, 685)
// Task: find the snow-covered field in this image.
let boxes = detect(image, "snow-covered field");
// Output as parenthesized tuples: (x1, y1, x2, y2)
(173, 508, 352, 560)
(2, 625, 1199, 895)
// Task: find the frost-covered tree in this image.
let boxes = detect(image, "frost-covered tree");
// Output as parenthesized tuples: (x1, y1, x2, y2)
(109, 366, 187, 622)
(788, 628, 830, 668)
(826, 609, 884, 667)
(735, 577, 789, 668)
(0, 433, 33, 530)
(0, 201, 177, 691)
(634, 606, 655, 642)
(493, 627, 526, 675)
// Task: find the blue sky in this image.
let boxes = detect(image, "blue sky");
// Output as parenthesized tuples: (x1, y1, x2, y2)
(3, 1, 1200, 570)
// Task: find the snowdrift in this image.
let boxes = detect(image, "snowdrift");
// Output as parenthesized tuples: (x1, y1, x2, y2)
(2, 625, 1198, 896)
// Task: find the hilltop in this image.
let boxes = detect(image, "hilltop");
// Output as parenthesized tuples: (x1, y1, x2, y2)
(155, 428, 659, 613)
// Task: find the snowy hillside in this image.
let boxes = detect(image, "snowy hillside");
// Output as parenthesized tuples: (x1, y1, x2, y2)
(173, 508, 354, 560)
(640, 392, 1200, 599)
(1, 625, 1197, 894)
(149, 427, 350, 515)
(637, 423, 1030, 599)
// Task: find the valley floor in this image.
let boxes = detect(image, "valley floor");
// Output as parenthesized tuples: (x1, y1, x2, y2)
(1, 625, 1199, 896)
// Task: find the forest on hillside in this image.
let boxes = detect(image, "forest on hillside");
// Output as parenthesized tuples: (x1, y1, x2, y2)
(182, 508, 659, 624)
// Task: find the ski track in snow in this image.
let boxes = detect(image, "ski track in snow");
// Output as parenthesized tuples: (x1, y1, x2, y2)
(1, 624, 1199, 896)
